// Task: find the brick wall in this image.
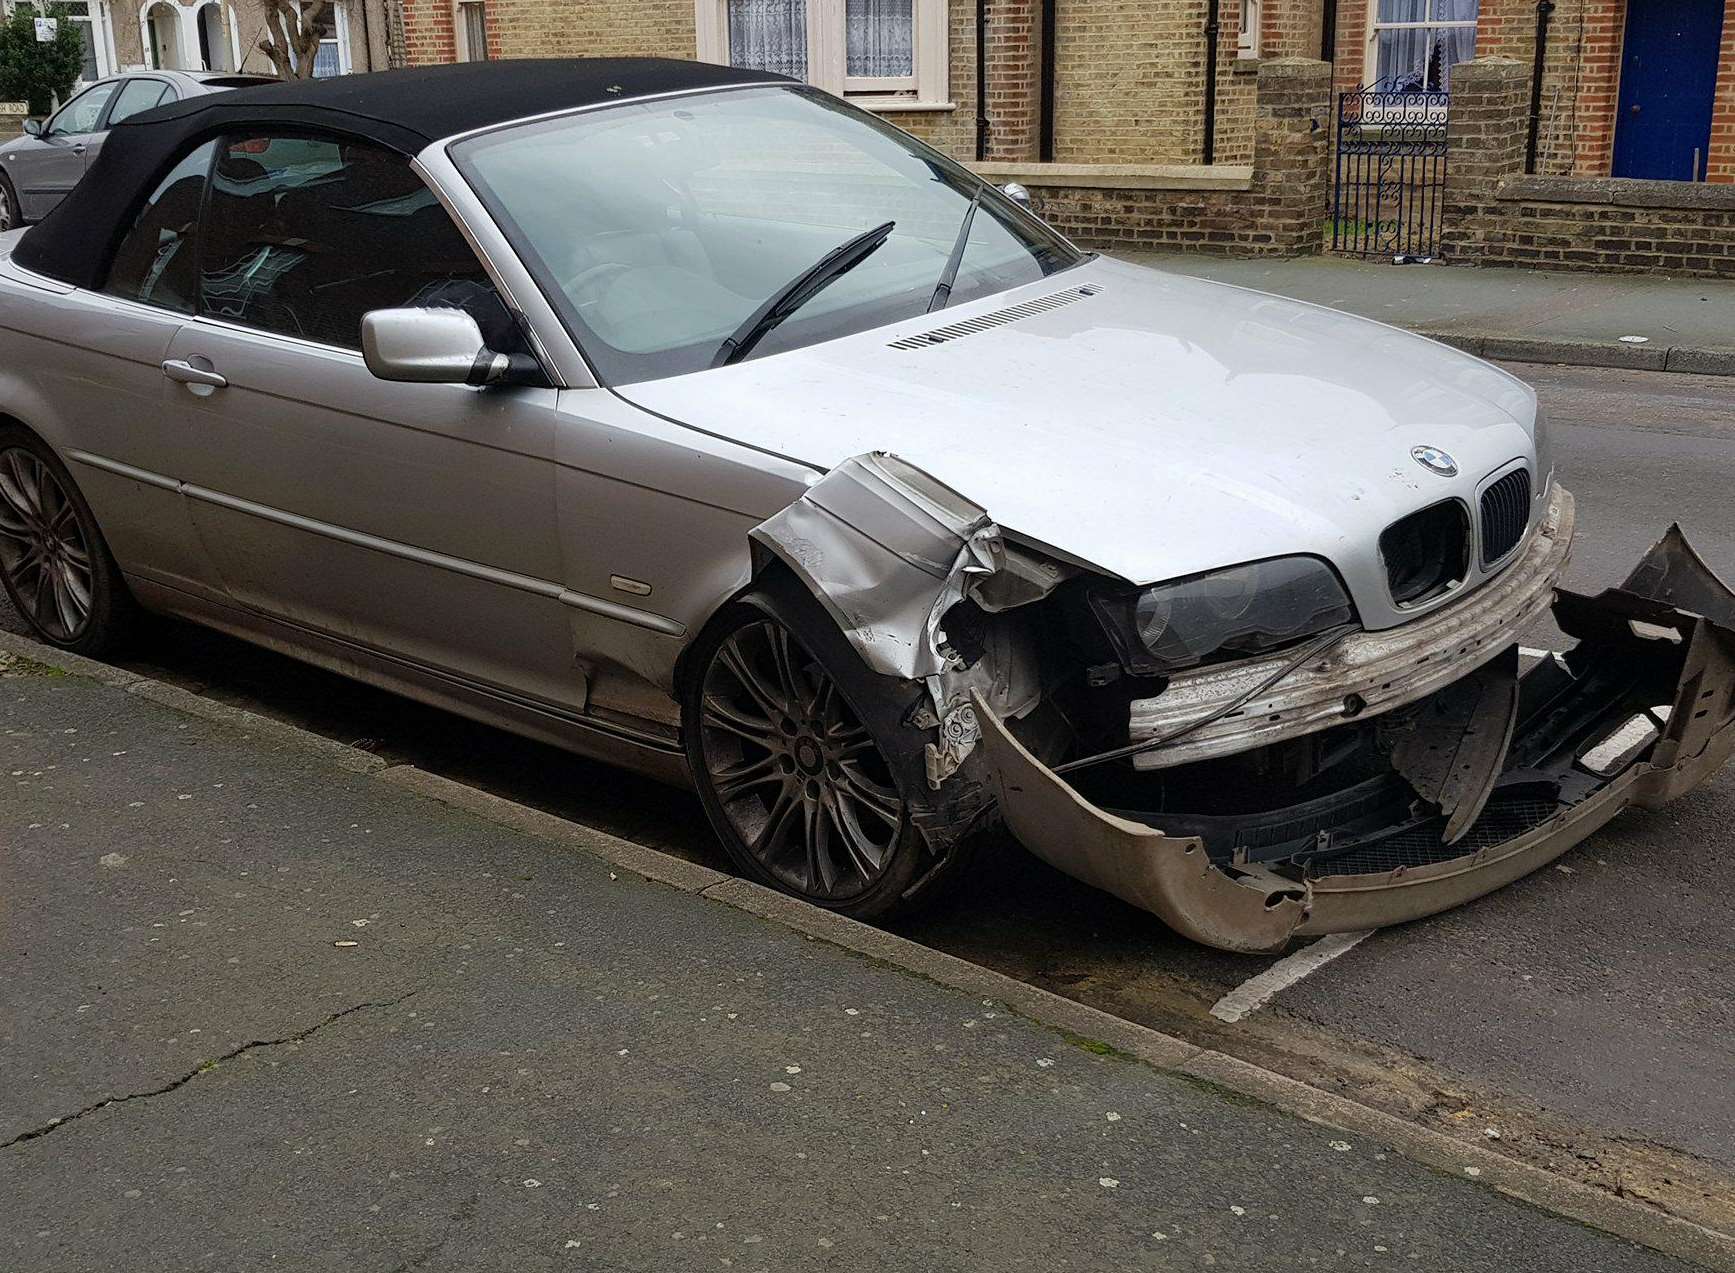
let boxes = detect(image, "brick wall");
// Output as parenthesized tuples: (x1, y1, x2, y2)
(1443, 57, 1735, 275)
(1016, 58, 1332, 254)
(0, 103, 27, 142)
(1052, 0, 1196, 162)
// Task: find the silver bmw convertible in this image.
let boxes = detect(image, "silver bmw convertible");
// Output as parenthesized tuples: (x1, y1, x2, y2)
(3, 59, 1731, 952)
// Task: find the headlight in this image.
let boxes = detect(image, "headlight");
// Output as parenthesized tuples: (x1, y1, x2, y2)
(1088, 557, 1357, 675)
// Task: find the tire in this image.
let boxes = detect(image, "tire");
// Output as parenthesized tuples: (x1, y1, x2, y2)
(0, 170, 19, 232)
(683, 576, 957, 922)
(0, 424, 137, 656)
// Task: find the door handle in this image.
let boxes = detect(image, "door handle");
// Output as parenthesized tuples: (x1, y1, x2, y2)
(161, 359, 227, 389)
(70, 144, 85, 156)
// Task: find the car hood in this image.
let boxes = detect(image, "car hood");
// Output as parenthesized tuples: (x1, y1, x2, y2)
(615, 256, 1540, 623)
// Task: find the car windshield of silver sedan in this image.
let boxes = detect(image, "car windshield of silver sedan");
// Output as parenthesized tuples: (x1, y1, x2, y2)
(451, 85, 1082, 383)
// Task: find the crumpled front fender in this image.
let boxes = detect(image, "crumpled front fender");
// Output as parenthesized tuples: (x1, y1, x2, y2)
(977, 524, 1735, 953)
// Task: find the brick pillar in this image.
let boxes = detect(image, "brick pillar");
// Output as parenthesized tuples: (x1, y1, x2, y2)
(1440, 57, 1529, 259)
(1247, 58, 1332, 255)
(0, 103, 27, 142)
(983, 0, 1041, 162)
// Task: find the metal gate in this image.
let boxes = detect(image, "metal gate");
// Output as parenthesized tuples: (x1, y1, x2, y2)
(1330, 83, 1449, 259)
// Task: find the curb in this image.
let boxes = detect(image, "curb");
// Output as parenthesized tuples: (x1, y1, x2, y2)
(4, 625, 1732, 1271)
(1416, 330, 1735, 376)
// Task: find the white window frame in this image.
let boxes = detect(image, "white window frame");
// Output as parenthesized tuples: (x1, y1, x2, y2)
(695, 0, 951, 111)
(1363, 0, 1478, 93)
(455, 0, 488, 61)
(1237, 0, 1260, 58)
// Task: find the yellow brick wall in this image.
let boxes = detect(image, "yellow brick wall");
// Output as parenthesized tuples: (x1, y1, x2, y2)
(488, 0, 697, 59)
(1051, 0, 1256, 164)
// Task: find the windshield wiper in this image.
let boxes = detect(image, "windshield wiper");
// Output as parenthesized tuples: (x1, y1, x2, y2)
(712, 220, 897, 369)
(926, 187, 982, 313)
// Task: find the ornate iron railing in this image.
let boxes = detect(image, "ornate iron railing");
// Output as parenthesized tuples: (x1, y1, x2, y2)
(1330, 82, 1449, 260)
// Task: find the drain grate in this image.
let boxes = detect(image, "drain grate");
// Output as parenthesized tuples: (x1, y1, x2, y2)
(887, 285, 1102, 350)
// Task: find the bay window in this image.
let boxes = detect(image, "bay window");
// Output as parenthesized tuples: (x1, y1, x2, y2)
(696, 0, 949, 110)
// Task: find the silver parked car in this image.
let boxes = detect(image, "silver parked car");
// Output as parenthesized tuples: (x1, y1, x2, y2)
(0, 70, 274, 229)
(3, 60, 1732, 952)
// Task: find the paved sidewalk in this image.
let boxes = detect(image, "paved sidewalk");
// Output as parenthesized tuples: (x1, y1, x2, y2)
(1127, 252, 1735, 374)
(0, 662, 1714, 1271)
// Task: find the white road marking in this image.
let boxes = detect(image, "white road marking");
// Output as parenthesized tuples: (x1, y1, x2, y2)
(1209, 931, 1374, 1024)
(1519, 646, 1554, 660)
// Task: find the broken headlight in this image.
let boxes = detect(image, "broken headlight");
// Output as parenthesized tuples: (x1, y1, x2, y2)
(1088, 557, 1357, 675)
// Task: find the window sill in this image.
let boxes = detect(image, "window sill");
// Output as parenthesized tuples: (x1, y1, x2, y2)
(850, 98, 957, 113)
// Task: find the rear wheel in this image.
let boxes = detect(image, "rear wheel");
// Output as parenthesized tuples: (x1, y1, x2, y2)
(685, 592, 933, 921)
(0, 171, 19, 231)
(0, 426, 136, 656)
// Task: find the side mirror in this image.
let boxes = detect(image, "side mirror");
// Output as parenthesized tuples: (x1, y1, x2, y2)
(361, 308, 539, 387)
(1001, 182, 1033, 208)
(22, 118, 44, 137)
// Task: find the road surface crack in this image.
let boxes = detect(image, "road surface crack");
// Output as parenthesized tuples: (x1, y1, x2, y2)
(0, 988, 421, 1151)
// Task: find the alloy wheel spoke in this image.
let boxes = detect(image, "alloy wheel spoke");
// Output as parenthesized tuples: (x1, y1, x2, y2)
(702, 692, 779, 747)
(712, 752, 782, 804)
(0, 457, 40, 526)
(32, 560, 58, 632)
(751, 783, 802, 860)
(3, 452, 43, 519)
(802, 796, 829, 893)
(824, 792, 883, 879)
(59, 561, 93, 618)
(50, 566, 83, 635)
(836, 762, 904, 828)
(719, 636, 788, 720)
(765, 623, 810, 709)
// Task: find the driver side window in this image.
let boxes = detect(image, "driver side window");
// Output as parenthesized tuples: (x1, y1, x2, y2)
(196, 133, 520, 352)
(47, 82, 116, 136)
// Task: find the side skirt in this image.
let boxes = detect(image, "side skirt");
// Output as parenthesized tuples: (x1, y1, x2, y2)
(126, 576, 693, 789)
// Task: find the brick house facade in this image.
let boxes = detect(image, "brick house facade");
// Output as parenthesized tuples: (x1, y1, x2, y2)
(385, 0, 1735, 273)
(393, 0, 1733, 185)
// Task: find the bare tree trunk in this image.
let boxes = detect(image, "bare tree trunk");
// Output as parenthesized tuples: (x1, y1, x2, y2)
(258, 0, 329, 80)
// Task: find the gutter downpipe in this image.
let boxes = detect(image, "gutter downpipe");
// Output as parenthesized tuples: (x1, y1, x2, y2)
(1203, 0, 1221, 164)
(1321, 0, 1338, 61)
(1039, 0, 1056, 161)
(1524, 0, 1555, 174)
(975, 0, 989, 161)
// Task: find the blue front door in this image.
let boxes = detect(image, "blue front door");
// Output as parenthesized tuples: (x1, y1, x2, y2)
(1612, 0, 1726, 180)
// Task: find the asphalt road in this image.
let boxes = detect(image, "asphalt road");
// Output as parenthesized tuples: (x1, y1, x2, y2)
(4, 364, 1733, 1226)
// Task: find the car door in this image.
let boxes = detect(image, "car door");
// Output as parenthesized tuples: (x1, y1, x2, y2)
(160, 130, 583, 711)
(12, 80, 116, 221)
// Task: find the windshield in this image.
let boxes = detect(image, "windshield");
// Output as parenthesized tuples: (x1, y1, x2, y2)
(451, 85, 1082, 385)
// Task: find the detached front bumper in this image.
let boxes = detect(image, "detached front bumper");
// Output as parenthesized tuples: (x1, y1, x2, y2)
(975, 526, 1735, 954)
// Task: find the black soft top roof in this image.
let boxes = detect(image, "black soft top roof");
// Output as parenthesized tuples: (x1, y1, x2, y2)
(14, 58, 783, 290)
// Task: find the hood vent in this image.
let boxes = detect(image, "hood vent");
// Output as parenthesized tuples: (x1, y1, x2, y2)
(888, 284, 1102, 351)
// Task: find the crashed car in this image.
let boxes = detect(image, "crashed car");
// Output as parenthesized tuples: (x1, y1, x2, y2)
(2, 59, 1731, 952)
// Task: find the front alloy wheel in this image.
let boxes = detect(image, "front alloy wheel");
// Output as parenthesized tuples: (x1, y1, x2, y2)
(687, 598, 938, 919)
